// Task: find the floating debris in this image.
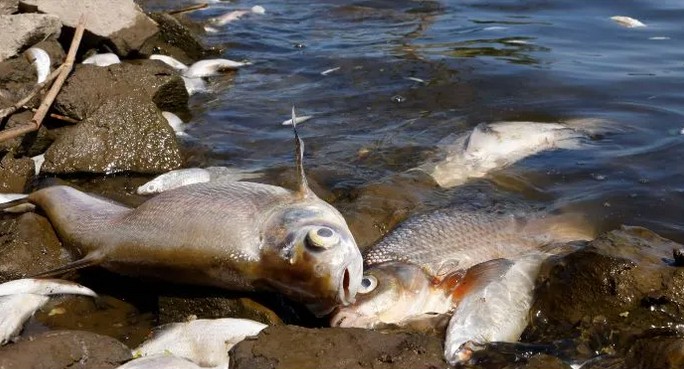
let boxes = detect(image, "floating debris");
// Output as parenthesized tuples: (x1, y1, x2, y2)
(649, 36, 670, 40)
(391, 95, 406, 103)
(611, 16, 646, 28)
(405, 77, 425, 83)
(321, 66, 341, 75)
(282, 115, 313, 126)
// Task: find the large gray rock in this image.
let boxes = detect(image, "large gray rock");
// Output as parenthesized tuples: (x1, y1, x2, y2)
(19, 0, 158, 56)
(0, 13, 61, 61)
(55, 60, 188, 120)
(0, 0, 18, 15)
(0, 213, 73, 282)
(42, 95, 183, 174)
(0, 330, 131, 369)
(229, 325, 447, 369)
(139, 12, 209, 64)
(0, 153, 33, 192)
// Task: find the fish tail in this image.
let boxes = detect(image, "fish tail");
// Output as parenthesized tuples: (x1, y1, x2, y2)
(0, 195, 32, 213)
(529, 211, 596, 243)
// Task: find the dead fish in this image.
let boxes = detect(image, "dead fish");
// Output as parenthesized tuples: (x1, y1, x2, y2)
(0, 278, 96, 344)
(181, 76, 208, 95)
(31, 153, 45, 175)
(184, 59, 251, 78)
(282, 115, 313, 126)
(444, 254, 546, 365)
(133, 318, 266, 368)
(211, 5, 266, 26)
(0, 194, 33, 213)
(415, 119, 613, 188)
(117, 355, 203, 369)
(149, 54, 189, 71)
(82, 53, 121, 67)
(161, 111, 186, 136)
(137, 167, 263, 195)
(331, 208, 592, 327)
(611, 15, 646, 28)
(24, 47, 50, 84)
(321, 67, 341, 76)
(3, 108, 362, 314)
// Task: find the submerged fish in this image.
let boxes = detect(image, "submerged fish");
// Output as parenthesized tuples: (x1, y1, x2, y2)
(137, 167, 263, 195)
(184, 59, 251, 78)
(24, 47, 50, 84)
(0, 278, 97, 344)
(332, 207, 591, 349)
(82, 53, 121, 67)
(133, 318, 266, 368)
(2, 108, 362, 314)
(415, 119, 612, 188)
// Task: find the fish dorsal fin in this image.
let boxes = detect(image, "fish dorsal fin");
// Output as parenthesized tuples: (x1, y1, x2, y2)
(447, 258, 513, 302)
(464, 123, 497, 154)
(291, 106, 313, 198)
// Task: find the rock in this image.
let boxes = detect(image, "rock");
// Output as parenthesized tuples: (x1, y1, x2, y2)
(159, 294, 283, 326)
(19, 0, 158, 57)
(54, 60, 188, 120)
(0, 14, 61, 62)
(0, 110, 52, 156)
(0, 0, 18, 15)
(140, 12, 209, 64)
(504, 354, 572, 369)
(0, 153, 34, 192)
(525, 226, 684, 359)
(0, 213, 72, 282)
(42, 95, 183, 174)
(229, 325, 446, 369)
(0, 330, 132, 369)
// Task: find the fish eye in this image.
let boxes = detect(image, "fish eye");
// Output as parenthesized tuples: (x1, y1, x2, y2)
(306, 226, 340, 249)
(359, 275, 377, 294)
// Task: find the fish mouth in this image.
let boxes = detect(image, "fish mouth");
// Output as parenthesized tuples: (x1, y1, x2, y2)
(337, 258, 362, 306)
(330, 309, 375, 329)
(338, 266, 353, 305)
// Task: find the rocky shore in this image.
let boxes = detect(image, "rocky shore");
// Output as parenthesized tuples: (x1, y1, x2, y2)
(0, 1, 683, 369)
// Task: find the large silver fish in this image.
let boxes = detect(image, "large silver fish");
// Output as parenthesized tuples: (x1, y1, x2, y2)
(3, 108, 363, 314)
(332, 207, 592, 327)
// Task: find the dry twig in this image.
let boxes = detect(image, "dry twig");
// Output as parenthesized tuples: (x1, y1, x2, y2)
(0, 15, 86, 142)
(167, 3, 208, 15)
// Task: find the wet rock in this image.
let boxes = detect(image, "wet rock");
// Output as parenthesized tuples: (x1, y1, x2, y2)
(54, 60, 188, 120)
(526, 226, 684, 357)
(0, 110, 52, 156)
(229, 325, 446, 369)
(0, 49, 38, 95)
(0, 14, 61, 62)
(42, 95, 183, 174)
(0, 152, 34, 192)
(504, 354, 572, 369)
(140, 12, 209, 64)
(0, 0, 18, 15)
(19, 0, 158, 57)
(0, 330, 132, 369)
(0, 212, 72, 282)
(159, 294, 282, 326)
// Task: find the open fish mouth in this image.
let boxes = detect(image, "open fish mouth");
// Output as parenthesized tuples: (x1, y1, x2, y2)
(339, 266, 353, 305)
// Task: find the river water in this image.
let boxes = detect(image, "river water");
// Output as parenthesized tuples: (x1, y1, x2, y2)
(29, 0, 684, 352)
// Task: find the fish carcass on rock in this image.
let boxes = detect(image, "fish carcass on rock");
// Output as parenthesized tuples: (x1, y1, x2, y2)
(137, 166, 263, 195)
(332, 205, 593, 362)
(0, 108, 363, 315)
(415, 119, 613, 188)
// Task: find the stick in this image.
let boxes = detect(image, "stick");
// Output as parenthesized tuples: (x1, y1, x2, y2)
(167, 3, 208, 15)
(24, 107, 80, 124)
(0, 15, 85, 142)
(0, 65, 65, 120)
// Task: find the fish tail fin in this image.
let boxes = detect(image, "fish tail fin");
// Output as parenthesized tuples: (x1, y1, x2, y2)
(291, 105, 312, 198)
(0, 195, 33, 213)
(441, 258, 514, 301)
(528, 211, 596, 244)
(30, 252, 103, 278)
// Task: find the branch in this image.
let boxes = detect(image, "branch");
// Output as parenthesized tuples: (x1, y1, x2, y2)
(0, 15, 86, 142)
(167, 3, 208, 15)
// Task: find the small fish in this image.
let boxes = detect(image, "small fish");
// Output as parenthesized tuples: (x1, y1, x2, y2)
(444, 254, 545, 365)
(82, 53, 121, 67)
(5, 107, 363, 314)
(136, 167, 262, 195)
(161, 111, 185, 135)
(321, 67, 341, 76)
(149, 54, 189, 71)
(24, 47, 50, 84)
(211, 10, 249, 26)
(181, 76, 208, 95)
(117, 354, 203, 369)
(133, 318, 266, 368)
(415, 119, 613, 188)
(405, 77, 425, 83)
(0, 278, 97, 344)
(282, 115, 313, 126)
(611, 16, 646, 28)
(332, 208, 591, 327)
(31, 154, 45, 175)
(184, 59, 251, 78)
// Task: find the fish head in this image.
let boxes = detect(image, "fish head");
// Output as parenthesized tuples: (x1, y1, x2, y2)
(261, 198, 363, 315)
(331, 261, 446, 328)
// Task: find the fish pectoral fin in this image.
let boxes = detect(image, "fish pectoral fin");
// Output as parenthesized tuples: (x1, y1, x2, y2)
(30, 252, 103, 278)
(448, 258, 514, 301)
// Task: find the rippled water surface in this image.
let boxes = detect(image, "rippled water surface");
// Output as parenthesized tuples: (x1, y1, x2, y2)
(141, 0, 684, 245)
(34, 0, 684, 348)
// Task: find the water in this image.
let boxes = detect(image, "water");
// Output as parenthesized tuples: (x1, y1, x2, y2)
(32, 0, 684, 351)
